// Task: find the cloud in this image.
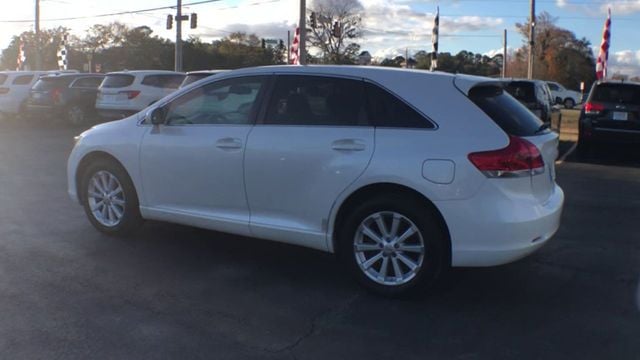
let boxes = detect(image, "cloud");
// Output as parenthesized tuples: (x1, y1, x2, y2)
(608, 49, 640, 77)
(556, 0, 640, 16)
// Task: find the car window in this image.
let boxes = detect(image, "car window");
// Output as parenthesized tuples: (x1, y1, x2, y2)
(181, 73, 216, 87)
(469, 85, 543, 137)
(547, 83, 559, 91)
(0, 74, 7, 85)
(365, 82, 434, 128)
(142, 74, 185, 89)
(591, 83, 640, 105)
(72, 77, 104, 88)
(13, 75, 34, 85)
(504, 81, 535, 103)
(102, 74, 135, 88)
(264, 75, 368, 126)
(163, 76, 265, 126)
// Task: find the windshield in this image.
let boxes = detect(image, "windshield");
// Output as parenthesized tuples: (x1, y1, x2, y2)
(591, 83, 640, 105)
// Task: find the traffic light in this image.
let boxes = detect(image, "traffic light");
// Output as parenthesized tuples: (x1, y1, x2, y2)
(166, 14, 173, 30)
(310, 12, 317, 28)
(190, 13, 197, 29)
(332, 21, 341, 37)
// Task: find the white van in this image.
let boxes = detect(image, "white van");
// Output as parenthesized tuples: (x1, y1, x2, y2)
(0, 70, 77, 118)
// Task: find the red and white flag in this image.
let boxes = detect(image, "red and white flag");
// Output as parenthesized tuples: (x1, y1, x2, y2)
(16, 41, 26, 71)
(595, 8, 611, 80)
(290, 27, 300, 65)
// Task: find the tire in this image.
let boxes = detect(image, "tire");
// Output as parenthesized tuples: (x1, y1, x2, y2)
(80, 159, 143, 236)
(336, 194, 449, 297)
(67, 105, 86, 126)
(564, 98, 575, 109)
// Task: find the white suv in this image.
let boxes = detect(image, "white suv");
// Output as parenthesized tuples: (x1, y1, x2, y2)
(547, 81, 582, 109)
(96, 70, 184, 121)
(68, 66, 564, 296)
(0, 70, 77, 118)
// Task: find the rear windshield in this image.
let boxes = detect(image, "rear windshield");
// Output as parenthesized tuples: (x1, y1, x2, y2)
(504, 81, 535, 103)
(469, 85, 543, 137)
(32, 77, 74, 91)
(101, 74, 135, 88)
(181, 73, 215, 87)
(591, 83, 640, 105)
(141, 74, 185, 89)
(0, 74, 7, 85)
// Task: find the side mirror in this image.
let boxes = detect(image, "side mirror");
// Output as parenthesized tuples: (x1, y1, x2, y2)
(149, 106, 166, 126)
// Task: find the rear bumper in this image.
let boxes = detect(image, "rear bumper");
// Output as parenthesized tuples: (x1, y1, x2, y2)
(436, 183, 564, 267)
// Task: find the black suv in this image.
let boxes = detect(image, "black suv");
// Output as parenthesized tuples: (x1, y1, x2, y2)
(25, 73, 105, 124)
(501, 79, 561, 127)
(578, 80, 640, 153)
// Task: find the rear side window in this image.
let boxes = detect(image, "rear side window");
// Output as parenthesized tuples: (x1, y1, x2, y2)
(141, 74, 185, 89)
(13, 75, 34, 85)
(591, 84, 640, 105)
(365, 83, 434, 128)
(504, 81, 535, 103)
(102, 74, 135, 88)
(264, 75, 368, 126)
(72, 76, 104, 88)
(469, 86, 543, 137)
(0, 74, 7, 85)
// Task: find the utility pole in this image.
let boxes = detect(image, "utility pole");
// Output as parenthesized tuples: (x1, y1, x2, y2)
(287, 30, 291, 64)
(502, 29, 507, 78)
(175, 0, 183, 72)
(298, 0, 306, 65)
(35, 0, 41, 70)
(527, 0, 535, 79)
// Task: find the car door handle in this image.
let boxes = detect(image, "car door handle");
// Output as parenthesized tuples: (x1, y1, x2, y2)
(215, 137, 243, 150)
(331, 139, 366, 151)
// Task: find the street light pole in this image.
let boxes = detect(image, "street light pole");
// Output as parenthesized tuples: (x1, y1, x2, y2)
(35, 0, 42, 70)
(298, 0, 306, 65)
(175, 0, 183, 72)
(502, 29, 507, 78)
(527, 0, 535, 79)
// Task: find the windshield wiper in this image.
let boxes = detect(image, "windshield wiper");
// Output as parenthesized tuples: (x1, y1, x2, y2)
(535, 123, 550, 134)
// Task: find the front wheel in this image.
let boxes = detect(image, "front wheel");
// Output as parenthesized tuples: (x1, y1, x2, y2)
(337, 195, 448, 296)
(80, 160, 143, 236)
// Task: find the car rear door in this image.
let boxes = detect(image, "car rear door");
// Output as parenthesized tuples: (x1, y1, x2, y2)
(243, 74, 374, 250)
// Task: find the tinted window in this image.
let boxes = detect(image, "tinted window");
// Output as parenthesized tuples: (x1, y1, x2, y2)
(0, 74, 7, 85)
(142, 74, 185, 89)
(264, 75, 367, 126)
(72, 76, 104, 88)
(32, 77, 74, 90)
(13, 75, 34, 85)
(181, 73, 216, 87)
(365, 83, 433, 128)
(163, 76, 265, 125)
(102, 74, 134, 88)
(469, 85, 543, 137)
(591, 83, 640, 106)
(504, 81, 535, 103)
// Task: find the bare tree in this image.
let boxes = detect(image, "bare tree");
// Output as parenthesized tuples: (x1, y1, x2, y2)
(307, 0, 364, 64)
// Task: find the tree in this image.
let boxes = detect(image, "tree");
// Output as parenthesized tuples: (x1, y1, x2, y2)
(307, 0, 364, 64)
(1, 27, 75, 70)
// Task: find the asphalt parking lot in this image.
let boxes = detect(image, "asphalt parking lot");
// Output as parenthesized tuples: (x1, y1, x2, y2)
(0, 118, 639, 360)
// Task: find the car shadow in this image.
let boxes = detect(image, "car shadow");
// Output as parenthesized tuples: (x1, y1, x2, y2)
(563, 142, 640, 168)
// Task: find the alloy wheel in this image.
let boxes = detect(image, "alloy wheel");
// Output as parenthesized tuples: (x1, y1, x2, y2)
(87, 170, 126, 227)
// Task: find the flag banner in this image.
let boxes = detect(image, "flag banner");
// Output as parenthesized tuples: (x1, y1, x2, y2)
(290, 27, 300, 65)
(57, 34, 69, 70)
(595, 8, 611, 80)
(431, 6, 439, 71)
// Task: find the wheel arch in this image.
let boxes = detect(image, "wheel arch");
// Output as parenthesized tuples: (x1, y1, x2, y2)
(329, 182, 451, 262)
(75, 151, 134, 203)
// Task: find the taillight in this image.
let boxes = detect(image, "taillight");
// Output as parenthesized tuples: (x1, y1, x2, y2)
(51, 88, 63, 103)
(119, 90, 140, 99)
(0, 87, 9, 95)
(468, 135, 544, 178)
(584, 102, 604, 114)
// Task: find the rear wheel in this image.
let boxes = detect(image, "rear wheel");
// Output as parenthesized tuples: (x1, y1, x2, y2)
(337, 194, 448, 296)
(67, 105, 86, 125)
(80, 159, 143, 236)
(564, 98, 575, 109)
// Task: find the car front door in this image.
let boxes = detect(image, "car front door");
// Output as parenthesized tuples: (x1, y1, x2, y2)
(139, 76, 267, 236)
(244, 75, 374, 250)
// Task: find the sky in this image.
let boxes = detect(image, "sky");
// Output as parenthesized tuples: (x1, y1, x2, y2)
(1, 0, 639, 77)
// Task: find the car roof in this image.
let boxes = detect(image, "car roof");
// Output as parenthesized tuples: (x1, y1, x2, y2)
(39, 73, 104, 79)
(185, 70, 230, 75)
(595, 79, 640, 86)
(104, 70, 185, 75)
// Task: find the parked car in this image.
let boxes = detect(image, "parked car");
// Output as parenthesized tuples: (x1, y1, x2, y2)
(0, 70, 77, 118)
(95, 70, 185, 121)
(180, 70, 229, 88)
(577, 80, 640, 154)
(25, 73, 105, 124)
(547, 81, 582, 109)
(68, 66, 564, 296)
(501, 79, 561, 127)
